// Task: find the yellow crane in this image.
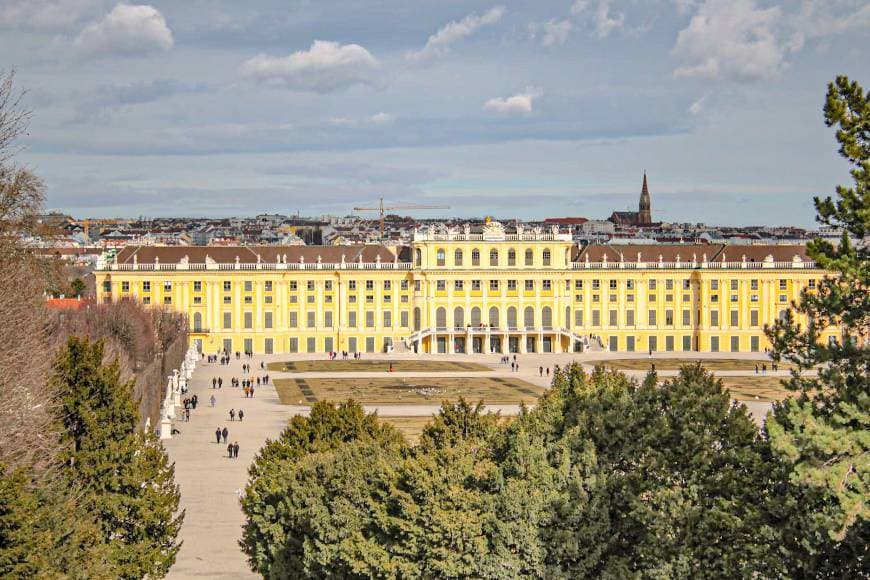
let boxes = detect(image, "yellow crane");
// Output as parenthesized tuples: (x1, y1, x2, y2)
(353, 197, 449, 239)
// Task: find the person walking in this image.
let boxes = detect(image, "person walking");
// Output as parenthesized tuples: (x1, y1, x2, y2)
(539, 366, 543, 377)
(218, 377, 223, 389)
(215, 427, 221, 444)
(229, 409, 235, 422)
(222, 426, 228, 444)
(250, 386, 255, 398)
(238, 409, 244, 422)
(227, 442, 234, 458)
(233, 441, 240, 459)
(210, 394, 216, 407)
(212, 377, 216, 389)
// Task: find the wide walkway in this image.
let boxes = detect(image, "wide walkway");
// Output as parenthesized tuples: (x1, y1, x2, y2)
(164, 350, 785, 578)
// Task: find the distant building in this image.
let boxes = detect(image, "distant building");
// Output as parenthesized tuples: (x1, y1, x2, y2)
(609, 173, 656, 227)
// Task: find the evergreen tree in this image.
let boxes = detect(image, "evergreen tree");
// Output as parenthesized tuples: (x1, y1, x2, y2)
(52, 337, 182, 579)
(765, 76, 869, 556)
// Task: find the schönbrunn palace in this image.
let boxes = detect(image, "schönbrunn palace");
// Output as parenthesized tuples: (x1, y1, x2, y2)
(94, 221, 836, 356)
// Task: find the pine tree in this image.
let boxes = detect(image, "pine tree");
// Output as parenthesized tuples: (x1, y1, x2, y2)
(52, 337, 183, 579)
(765, 76, 869, 552)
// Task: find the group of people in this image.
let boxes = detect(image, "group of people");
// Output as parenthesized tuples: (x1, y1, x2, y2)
(207, 354, 232, 365)
(328, 351, 361, 360)
(215, 427, 240, 458)
(180, 394, 199, 422)
(228, 408, 244, 422)
(755, 363, 779, 374)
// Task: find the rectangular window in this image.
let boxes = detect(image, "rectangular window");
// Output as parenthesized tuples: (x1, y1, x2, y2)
(490, 280, 499, 291)
(648, 294, 656, 302)
(265, 281, 273, 292)
(383, 280, 391, 291)
(415, 280, 421, 291)
(575, 294, 584, 302)
(163, 296, 171, 305)
(324, 311, 333, 328)
(244, 296, 253, 304)
(592, 310, 600, 326)
(750, 310, 759, 326)
(193, 281, 201, 292)
(193, 297, 202, 305)
(307, 295, 315, 303)
(648, 310, 657, 326)
(223, 281, 231, 291)
(666, 279, 674, 290)
(751, 294, 759, 302)
(711, 311, 719, 327)
(543, 280, 552, 291)
(290, 281, 298, 291)
(626, 336, 635, 352)
(751, 279, 758, 290)
(121, 281, 129, 292)
(524, 280, 534, 291)
(143, 281, 151, 292)
(574, 310, 584, 326)
(348, 337, 357, 353)
(649, 336, 657, 352)
(750, 336, 759, 352)
(649, 280, 657, 290)
(348, 312, 357, 327)
(665, 309, 674, 325)
(682, 309, 691, 326)
(592, 279, 600, 290)
(383, 295, 391, 303)
(627, 294, 634, 302)
(683, 280, 691, 290)
(163, 281, 173, 292)
(609, 336, 618, 352)
(264, 338, 273, 355)
(265, 312, 273, 329)
(365, 337, 375, 353)
(731, 294, 738, 302)
(609, 280, 618, 290)
(455, 280, 464, 291)
(471, 280, 481, 291)
(348, 281, 356, 291)
(730, 280, 738, 291)
(437, 280, 446, 291)
(575, 280, 583, 290)
(400, 311, 408, 327)
(626, 310, 635, 326)
(383, 311, 392, 327)
(730, 310, 739, 327)
(142, 296, 150, 304)
(324, 280, 332, 291)
(244, 281, 252, 292)
(626, 280, 635, 290)
(307, 311, 315, 328)
(683, 336, 692, 351)
(731, 336, 740, 352)
(289, 312, 298, 328)
(366, 280, 374, 291)
(223, 296, 232, 304)
(289, 338, 298, 353)
(223, 312, 232, 329)
(366, 311, 375, 328)
(507, 280, 517, 291)
(666, 336, 674, 352)
(244, 312, 253, 329)
(307, 280, 315, 291)
(307, 337, 316, 353)
(779, 279, 788, 290)
(711, 280, 719, 290)
(291, 294, 299, 304)
(808, 279, 816, 289)
(265, 296, 273, 304)
(609, 310, 618, 326)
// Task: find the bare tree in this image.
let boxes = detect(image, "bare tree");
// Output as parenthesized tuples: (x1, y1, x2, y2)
(0, 70, 30, 164)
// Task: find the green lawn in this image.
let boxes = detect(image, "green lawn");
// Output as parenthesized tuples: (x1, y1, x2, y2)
(267, 360, 491, 373)
(587, 358, 794, 372)
(273, 376, 544, 405)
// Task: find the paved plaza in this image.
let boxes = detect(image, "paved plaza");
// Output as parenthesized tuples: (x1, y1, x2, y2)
(164, 350, 785, 579)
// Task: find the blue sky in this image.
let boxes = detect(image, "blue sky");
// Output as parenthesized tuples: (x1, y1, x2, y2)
(2, 0, 868, 226)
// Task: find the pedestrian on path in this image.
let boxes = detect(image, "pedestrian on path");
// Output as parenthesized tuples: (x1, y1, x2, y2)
(229, 409, 235, 422)
(215, 427, 221, 444)
(212, 377, 216, 389)
(539, 366, 543, 377)
(210, 394, 216, 407)
(227, 442, 234, 458)
(238, 409, 244, 422)
(222, 426, 228, 444)
(233, 441, 240, 458)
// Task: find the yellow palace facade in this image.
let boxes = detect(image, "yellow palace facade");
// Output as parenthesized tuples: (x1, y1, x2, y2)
(94, 222, 834, 356)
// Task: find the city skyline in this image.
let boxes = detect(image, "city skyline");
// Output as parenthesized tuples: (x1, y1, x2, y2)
(2, 1, 869, 226)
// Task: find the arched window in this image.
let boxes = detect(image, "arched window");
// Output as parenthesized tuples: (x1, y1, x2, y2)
(543, 248, 551, 266)
(778, 309, 788, 322)
(507, 249, 517, 266)
(454, 249, 463, 266)
(436, 249, 446, 267)
(489, 249, 499, 266)
(436, 307, 447, 328)
(471, 248, 480, 266)
(471, 307, 481, 326)
(415, 248, 422, 267)
(524, 306, 535, 329)
(525, 248, 534, 266)
(489, 306, 500, 328)
(454, 306, 465, 328)
(507, 307, 518, 328)
(542, 306, 552, 328)
(193, 312, 202, 331)
(414, 307, 421, 331)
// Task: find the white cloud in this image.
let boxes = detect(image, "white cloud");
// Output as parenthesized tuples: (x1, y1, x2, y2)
(671, 0, 784, 82)
(786, 0, 870, 52)
(570, 0, 625, 38)
(688, 93, 709, 116)
(483, 86, 543, 116)
(406, 6, 505, 62)
(0, 0, 102, 31)
(327, 112, 395, 127)
(74, 3, 173, 55)
(533, 19, 573, 46)
(241, 40, 380, 93)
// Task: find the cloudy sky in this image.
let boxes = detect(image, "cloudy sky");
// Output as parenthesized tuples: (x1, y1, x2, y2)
(2, 0, 868, 226)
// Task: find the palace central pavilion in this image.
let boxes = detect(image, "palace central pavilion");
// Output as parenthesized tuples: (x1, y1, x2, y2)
(95, 222, 834, 356)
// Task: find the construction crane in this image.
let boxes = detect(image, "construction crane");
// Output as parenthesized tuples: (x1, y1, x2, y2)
(353, 197, 449, 239)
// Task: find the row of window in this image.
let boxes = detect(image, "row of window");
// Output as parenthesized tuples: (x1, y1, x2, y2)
(429, 248, 555, 267)
(600, 335, 763, 353)
(203, 310, 412, 330)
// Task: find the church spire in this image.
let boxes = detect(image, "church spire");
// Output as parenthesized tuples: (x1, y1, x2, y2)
(638, 171, 652, 225)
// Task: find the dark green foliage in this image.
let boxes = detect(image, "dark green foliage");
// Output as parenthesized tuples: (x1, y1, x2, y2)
(52, 337, 183, 579)
(765, 75, 868, 559)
